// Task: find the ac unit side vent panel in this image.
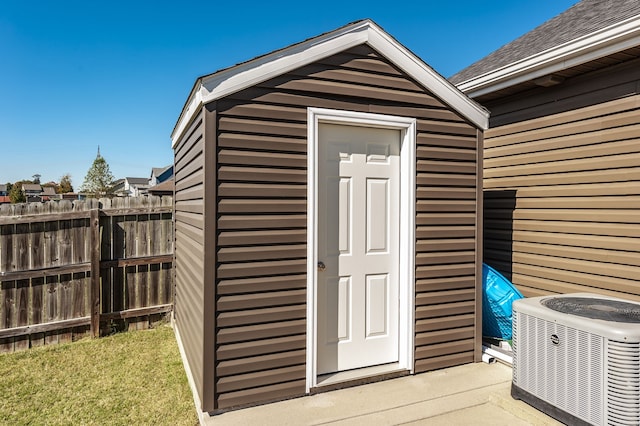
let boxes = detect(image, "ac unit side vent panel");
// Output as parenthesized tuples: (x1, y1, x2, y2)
(514, 312, 603, 424)
(606, 340, 640, 426)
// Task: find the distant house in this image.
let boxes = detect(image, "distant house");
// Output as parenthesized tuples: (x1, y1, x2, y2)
(147, 178, 173, 196)
(61, 192, 81, 201)
(451, 0, 640, 302)
(22, 183, 43, 202)
(41, 186, 56, 196)
(0, 196, 10, 204)
(41, 186, 57, 201)
(112, 177, 150, 197)
(22, 183, 42, 196)
(150, 165, 174, 186)
(0, 184, 7, 196)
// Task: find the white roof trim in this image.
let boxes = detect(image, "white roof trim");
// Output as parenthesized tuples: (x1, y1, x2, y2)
(457, 15, 640, 98)
(172, 20, 488, 147)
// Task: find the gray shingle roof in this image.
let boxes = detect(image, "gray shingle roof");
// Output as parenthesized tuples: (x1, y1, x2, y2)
(126, 177, 150, 185)
(152, 165, 171, 177)
(450, 0, 640, 84)
(22, 183, 42, 192)
(41, 186, 57, 196)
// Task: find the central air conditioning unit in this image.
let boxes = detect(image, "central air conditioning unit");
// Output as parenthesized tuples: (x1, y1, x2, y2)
(512, 293, 640, 426)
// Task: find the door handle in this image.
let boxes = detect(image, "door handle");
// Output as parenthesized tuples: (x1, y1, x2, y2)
(317, 261, 326, 271)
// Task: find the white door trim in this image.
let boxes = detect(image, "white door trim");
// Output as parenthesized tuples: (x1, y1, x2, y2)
(306, 107, 416, 392)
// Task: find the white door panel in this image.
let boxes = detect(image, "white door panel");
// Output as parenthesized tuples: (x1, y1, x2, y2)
(317, 123, 400, 375)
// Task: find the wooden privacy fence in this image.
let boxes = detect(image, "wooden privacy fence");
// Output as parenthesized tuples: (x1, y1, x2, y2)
(0, 196, 173, 352)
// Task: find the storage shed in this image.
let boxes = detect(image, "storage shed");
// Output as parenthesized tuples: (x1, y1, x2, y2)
(171, 19, 488, 416)
(451, 0, 640, 302)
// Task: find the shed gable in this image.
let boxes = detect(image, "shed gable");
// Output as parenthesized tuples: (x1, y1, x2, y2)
(172, 20, 488, 146)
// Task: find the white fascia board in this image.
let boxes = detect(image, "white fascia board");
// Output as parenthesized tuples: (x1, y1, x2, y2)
(171, 86, 205, 148)
(200, 26, 369, 102)
(458, 16, 640, 98)
(172, 20, 489, 146)
(365, 24, 488, 129)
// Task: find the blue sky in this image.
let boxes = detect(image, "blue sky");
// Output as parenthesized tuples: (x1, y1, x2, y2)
(1, 1, 578, 188)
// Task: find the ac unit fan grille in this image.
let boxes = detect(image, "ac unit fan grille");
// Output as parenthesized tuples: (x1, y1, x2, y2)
(606, 340, 640, 425)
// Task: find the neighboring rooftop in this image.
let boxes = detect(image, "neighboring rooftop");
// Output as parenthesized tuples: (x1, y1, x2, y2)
(41, 186, 57, 196)
(125, 177, 150, 185)
(151, 165, 172, 177)
(147, 178, 174, 195)
(22, 184, 43, 192)
(450, 0, 640, 85)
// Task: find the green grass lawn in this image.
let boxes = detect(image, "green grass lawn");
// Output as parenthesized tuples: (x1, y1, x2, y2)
(0, 324, 198, 425)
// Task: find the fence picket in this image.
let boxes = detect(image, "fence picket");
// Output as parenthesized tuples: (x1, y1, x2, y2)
(31, 277, 45, 347)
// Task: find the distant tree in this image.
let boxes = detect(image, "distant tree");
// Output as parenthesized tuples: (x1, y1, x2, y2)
(32, 174, 41, 184)
(9, 181, 26, 203)
(59, 174, 73, 193)
(81, 148, 115, 197)
(5, 182, 12, 193)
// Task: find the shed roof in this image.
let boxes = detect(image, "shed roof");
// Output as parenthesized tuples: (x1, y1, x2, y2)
(451, 0, 640, 97)
(172, 19, 488, 146)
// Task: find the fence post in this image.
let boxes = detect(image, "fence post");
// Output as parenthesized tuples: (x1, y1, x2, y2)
(90, 209, 101, 338)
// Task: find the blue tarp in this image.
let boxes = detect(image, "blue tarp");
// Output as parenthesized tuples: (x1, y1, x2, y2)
(482, 263, 523, 340)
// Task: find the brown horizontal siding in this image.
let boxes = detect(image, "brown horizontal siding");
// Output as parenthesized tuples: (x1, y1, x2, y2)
(217, 350, 306, 377)
(217, 364, 306, 394)
(218, 214, 307, 230)
(173, 108, 206, 407)
(217, 275, 307, 295)
(216, 380, 306, 410)
(218, 229, 306, 247)
(217, 335, 306, 361)
(217, 306, 306, 329)
(215, 74, 309, 409)
(484, 94, 640, 302)
(415, 314, 475, 333)
(218, 290, 306, 311)
(219, 132, 307, 153)
(217, 259, 306, 279)
(414, 113, 478, 373)
(211, 43, 480, 410)
(485, 56, 640, 127)
(415, 352, 475, 373)
(218, 244, 307, 263)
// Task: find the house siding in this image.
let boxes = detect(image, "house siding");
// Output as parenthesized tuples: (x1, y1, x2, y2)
(209, 44, 481, 410)
(484, 91, 640, 302)
(173, 109, 208, 409)
(484, 56, 640, 127)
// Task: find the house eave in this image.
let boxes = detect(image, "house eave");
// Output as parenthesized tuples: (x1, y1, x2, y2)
(456, 15, 640, 98)
(171, 20, 488, 147)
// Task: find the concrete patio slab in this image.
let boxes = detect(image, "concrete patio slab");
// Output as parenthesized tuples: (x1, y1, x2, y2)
(203, 362, 561, 425)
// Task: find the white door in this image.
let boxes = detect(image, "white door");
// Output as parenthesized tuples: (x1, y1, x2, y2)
(317, 123, 400, 375)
